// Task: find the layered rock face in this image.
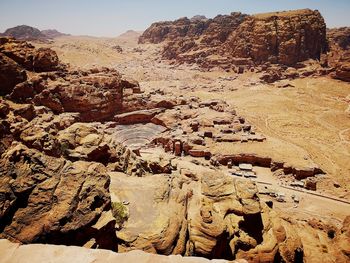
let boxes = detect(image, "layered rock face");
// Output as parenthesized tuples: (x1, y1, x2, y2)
(226, 9, 327, 66)
(140, 9, 327, 68)
(327, 27, 350, 81)
(139, 13, 247, 45)
(26, 69, 124, 121)
(111, 171, 304, 261)
(0, 143, 111, 245)
(0, 37, 138, 122)
(0, 37, 60, 73)
(1, 37, 350, 263)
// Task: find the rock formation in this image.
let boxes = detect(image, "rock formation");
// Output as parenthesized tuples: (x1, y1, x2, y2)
(226, 9, 327, 65)
(0, 37, 139, 121)
(139, 13, 246, 45)
(0, 37, 60, 74)
(1, 25, 48, 41)
(327, 27, 350, 82)
(0, 143, 111, 245)
(110, 170, 301, 260)
(1, 31, 350, 263)
(140, 9, 327, 69)
(41, 29, 70, 38)
(1, 25, 69, 41)
(0, 239, 247, 263)
(0, 53, 27, 95)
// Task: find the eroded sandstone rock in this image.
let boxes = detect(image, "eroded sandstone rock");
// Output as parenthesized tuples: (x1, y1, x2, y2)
(0, 239, 246, 263)
(0, 37, 61, 72)
(0, 143, 111, 245)
(327, 27, 350, 82)
(140, 9, 327, 69)
(33, 47, 59, 72)
(0, 53, 27, 95)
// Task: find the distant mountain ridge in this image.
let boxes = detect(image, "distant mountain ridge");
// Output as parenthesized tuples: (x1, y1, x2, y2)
(41, 29, 70, 38)
(1, 25, 69, 40)
(117, 30, 143, 39)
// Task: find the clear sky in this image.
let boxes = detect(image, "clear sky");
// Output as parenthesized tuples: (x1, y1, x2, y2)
(0, 0, 349, 37)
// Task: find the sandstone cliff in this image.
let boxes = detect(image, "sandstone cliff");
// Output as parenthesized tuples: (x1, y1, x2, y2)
(0, 37, 138, 121)
(226, 9, 327, 66)
(139, 9, 327, 68)
(1, 37, 350, 263)
(327, 27, 350, 81)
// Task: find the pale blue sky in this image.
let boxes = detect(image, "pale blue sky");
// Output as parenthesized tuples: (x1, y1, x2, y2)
(0, 0, 349, 37)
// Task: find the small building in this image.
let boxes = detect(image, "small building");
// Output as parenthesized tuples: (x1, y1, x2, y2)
(233, 171, 244, 177)
(239, 163, 253, 171)
(290, 181, 305, 188)
(243, 171, 257, 178)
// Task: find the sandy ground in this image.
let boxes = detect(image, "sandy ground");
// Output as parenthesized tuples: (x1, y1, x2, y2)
(34, 35, 350, 203)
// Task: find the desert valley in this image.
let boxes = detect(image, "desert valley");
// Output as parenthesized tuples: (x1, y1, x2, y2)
(0, 6, 350, 263)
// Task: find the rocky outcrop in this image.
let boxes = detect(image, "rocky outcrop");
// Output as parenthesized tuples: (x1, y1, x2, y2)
(327, 27, 350, 50)
(0, 143, 111, 245)
(336, 216, 350, 257)
(0, 37, 61, 75)
(139, 13, 246, 45)
(7, 69, 125, 122)
(0, 239, 245, 263)
(1, 26, 69, 41)
(109, 170, 305, 261)
(0, 53, 27, 95)
(140, 9, 327, 69)
(327, 27, 350, 82)
(0, 37, 141, 121)
(114, 108, 165, 124)
(226, 9, 327, 66)
(332, 64, 350, 82)
(30, 69, 124, 121)
(1, 29, 349, 263)
(32, 48, 59, 72)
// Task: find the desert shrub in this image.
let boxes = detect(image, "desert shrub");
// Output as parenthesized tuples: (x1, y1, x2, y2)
(111, 201, 128, 225)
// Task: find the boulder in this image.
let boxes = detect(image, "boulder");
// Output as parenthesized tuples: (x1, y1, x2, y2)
(22, 70, 125, 122)
(0, 37, 60, 70)
(114, 108, 164, 125)
(0, 53, 27, 95)
(33, 48, 59, 72)
(331, 63, 350, 82)
(0, 143, 111, 245)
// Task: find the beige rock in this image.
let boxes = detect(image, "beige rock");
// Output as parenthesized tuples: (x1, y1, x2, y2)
(0, 239, 244, 263)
